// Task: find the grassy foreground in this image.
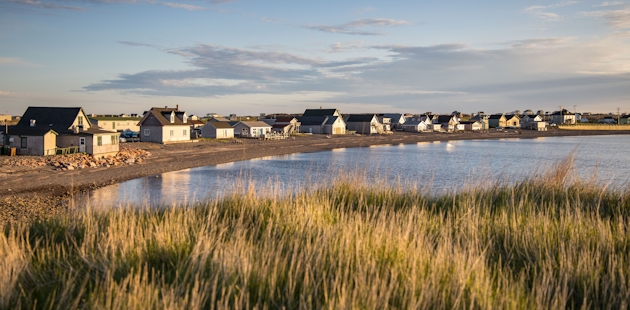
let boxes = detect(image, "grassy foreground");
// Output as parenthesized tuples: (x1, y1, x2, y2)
(2, 166, 630, 309)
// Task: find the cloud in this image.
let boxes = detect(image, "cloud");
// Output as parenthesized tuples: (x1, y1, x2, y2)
(161, 2, 207, 11)
(118, 41, 159, 48)
(523, 1, 579, 21)
(0, 91, 16, 96)
(583, 8, 630, 28)
(594, 1, 624, 7)
(306, 18, 411, 36)
(0, 57, 39, 67)
(352, 6, 376, 15)
(83, 35, 630, 113)
(7, 0, 83, 10)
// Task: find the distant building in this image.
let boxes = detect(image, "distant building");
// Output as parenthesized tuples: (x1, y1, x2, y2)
(138, 106, 192, 143)
(89, 115, 141, 132)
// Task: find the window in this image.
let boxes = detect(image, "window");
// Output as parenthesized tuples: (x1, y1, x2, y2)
(170, 113, 175, 123)
(112, 122, 116, 130)
(97, 136, 102, 146)
(144, 129, 151, 136)
(111, 135, 117, 145)
(170, 130, 174, 137)
(78, 116, 83, 126)
(183, 129, 187, 136)
(20, 137, 27, 148)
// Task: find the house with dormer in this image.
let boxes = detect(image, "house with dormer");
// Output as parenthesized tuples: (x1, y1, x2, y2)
(6, 107, 120, 156)
(138, 106, 192, 143)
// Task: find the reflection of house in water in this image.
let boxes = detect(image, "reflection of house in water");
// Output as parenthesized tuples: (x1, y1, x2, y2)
(155, 169, 192, 206)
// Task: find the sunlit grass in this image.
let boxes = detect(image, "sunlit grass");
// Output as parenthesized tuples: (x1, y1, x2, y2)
(2, 159, 630, 309)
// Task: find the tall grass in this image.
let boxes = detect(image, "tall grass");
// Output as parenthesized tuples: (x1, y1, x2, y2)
(2, 160, 630, 309)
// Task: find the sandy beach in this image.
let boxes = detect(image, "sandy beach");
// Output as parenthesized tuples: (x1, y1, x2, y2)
(1, 129, 628, 223)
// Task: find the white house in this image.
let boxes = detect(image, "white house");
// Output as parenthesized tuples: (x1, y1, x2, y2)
(138, 106, 192, 143)
(233, 121, 272, 138)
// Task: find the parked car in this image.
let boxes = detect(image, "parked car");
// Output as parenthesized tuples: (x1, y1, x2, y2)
(121, 130, 138, 138)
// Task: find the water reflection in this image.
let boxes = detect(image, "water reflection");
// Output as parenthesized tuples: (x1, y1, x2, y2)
(79, 135, 630, 208)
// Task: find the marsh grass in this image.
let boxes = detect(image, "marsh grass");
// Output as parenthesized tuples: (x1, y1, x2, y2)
(2, 159, 630, 309)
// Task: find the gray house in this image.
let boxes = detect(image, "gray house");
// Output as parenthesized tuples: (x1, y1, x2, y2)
(200, 121, 234, 139)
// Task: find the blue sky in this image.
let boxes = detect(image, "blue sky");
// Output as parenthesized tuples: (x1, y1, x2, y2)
(1, 0, 629, 116)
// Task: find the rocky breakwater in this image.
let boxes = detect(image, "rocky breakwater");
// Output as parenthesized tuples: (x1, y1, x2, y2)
(49, 149, 151, 171)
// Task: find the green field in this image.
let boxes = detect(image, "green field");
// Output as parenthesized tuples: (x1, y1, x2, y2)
(2, 161, 630, 309)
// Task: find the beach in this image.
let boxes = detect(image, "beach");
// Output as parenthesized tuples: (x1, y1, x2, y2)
(1, 129, 628, 223)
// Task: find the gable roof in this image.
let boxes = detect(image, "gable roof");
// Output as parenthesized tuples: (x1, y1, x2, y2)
(275, 117, 297, 123)
(436, 115, 455, 123)
(303, 109, 338, 117)
(297, 116, 328, 126)
(14, 107, 90, 135)
(205, 121, 233, 129)
(346, 114, 376, 122)
(325, 116, 341, 125)
(138, 107, 191, 126)
(489, 114, 505, 119)
(236, 121, 272, 128)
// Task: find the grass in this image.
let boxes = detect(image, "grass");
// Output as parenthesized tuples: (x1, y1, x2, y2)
(2, 160, 630, 309)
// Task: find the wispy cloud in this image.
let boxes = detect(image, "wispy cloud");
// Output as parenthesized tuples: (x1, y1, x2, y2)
(0, 57, 39, 67)
(8, 0, 83, 10)
(523, 1, 579, 21)
(0, 91, 16, 96)
(161, 2, 207, 11)
(594, 1, 624, 7)
(582, 8, 630, 28)
(306, 18, 411, 36)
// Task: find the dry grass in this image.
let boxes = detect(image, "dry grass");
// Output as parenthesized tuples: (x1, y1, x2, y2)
(1, 160, 630, 309)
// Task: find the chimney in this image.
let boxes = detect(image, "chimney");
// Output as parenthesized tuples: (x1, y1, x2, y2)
(30, 119, 36, 127)
(165, 106, 168, 109)
(176, 104, 180, 111)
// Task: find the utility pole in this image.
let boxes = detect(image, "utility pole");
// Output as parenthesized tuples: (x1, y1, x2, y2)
(573, 105, 577, 124)
(618, 107, 621, 125)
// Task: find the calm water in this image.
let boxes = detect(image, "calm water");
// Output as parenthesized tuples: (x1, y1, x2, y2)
(79, 135, 630, 207)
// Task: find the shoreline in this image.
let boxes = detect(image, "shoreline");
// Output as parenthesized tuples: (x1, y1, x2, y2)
(1, 129, 629, 223)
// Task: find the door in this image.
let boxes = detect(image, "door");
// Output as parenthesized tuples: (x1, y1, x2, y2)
(79, 137, 86, 152)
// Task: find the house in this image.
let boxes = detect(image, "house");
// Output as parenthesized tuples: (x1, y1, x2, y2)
(233, 121, 272, 138)
(138, 106, 192, 143)
(550, 109, 576, 124)
(401, 119, 429, 132)
(505, 115, 520, 128)
(620, 115, 630, 125)
(488, 114, 507, 128)
(302, 108, 341, 117)
(434, 115, 459, 132)
(520, 115, 542, 127)
(297, 116, 328, 134)
(377, 116, 392, 132)
(459, 121, 482, 131)
(273, 117, 301, 134)
(381, 113, 405, 130)
(7, 107, 120, 156)
(345, 114, 384, 134)
(598, 116, 617, 124)
(470, 115, 489, 130)
(323, 116, 346, 134)
(89, 115, 141, 132)
(200, 122, 234, 139)
(189, 119, 205, 129)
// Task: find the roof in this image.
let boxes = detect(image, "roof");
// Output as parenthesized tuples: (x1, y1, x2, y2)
(346, 114, 376, 122)
(325, 116, 340, 125)
(138, 107, 192, 126)
(209, 117, 230, 122)
(489, 114, 505, 119)
(459, 121, 480, 125)
(303, 109, 338, 117)
(297, 116, 328, 126)
(275, 117, 297, 123)
(272, 124, 289, 128)
(6, 127, 58, 136)
(382, 114, 404, 122)
(14, 107, 89, 135)
(436, 115, 454, 123)
(402, 119, 424, 125)
(189, 120, 205, 125)
(206, 122, 233, 129)
(236, 121, 272, 128)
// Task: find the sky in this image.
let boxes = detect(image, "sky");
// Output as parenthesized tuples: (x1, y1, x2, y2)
(0, 0, 629, 116)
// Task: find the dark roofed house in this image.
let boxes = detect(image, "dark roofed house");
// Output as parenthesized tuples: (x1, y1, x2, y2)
(7, 107, 120, 156)
(488, 114, 507, 128)
(345, 114, 383, 134)
(138, 106, 192, 143)
(271, 117, 301, 134)
(302, 108, 341, 117)
(297, 116, 328, 134)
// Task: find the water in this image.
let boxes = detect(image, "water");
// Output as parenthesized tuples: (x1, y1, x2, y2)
(80, 135, 630, 207)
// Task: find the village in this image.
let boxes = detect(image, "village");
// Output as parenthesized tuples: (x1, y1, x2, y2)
(2, 105, 627, 159)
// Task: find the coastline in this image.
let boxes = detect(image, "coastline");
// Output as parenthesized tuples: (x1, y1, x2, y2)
(1, 129, 629, 223)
